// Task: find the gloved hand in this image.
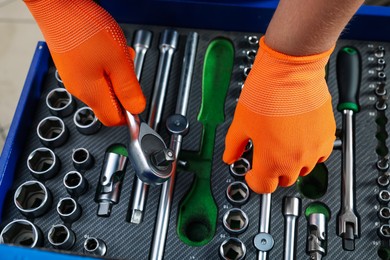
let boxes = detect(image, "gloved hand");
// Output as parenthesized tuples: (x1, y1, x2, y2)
(24, 0, 145, 126)
(223, 37, 336, 194)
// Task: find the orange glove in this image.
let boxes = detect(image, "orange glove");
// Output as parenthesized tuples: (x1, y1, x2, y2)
(223, 37, 336, 194)
(24, 0, 146, 126)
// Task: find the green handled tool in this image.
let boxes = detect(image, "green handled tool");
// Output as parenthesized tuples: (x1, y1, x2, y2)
(335, 46, 361, 251)
(177, 38, 234, 246)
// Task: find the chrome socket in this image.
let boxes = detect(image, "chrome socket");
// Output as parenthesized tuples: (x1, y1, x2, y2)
(27, 147, 60, 181)
(244, 139, 253, 153)
(63, 171, 88, 196)
(229, 158, 251, 179)
(0, 219, 43, 248)
(246, 49, 257, 61)
(57, 197, 82, 223)
(243, 66, 251, 78)
(46, 88, 76, 117)
(48, 224, 75, 250)
(378, 190, 390, 204)
(379, 224, 390, 239)
(226, 181, 250, 206)
(219, 237, 246, 260)
(222, 208, 249, 235)
(377, 174, 390, 188)
(247, 35, 259, 45)
(72, 148, 94, 171)
(73, 107, 102, 135)
(14, 180, 52, 218)
(55, 69, 64, 87)
(37, 116, 69, 148)
(379, 207, 390, 221)
(83, 237, 107, 256)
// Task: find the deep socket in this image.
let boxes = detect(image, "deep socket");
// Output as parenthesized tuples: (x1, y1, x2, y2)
(377, 156, 390, 171)
(375, 46, 385, 58)
(46, 88, 75, 117)
(48, 224, 75, 250)
(222, 208, 249, 235)
(37, 116, 69, 148)
(57, 197, 82, 222)
(73, 107, 102, 135)
(248, 35, 259, 45)
(219, 237, 247, 260)
(0, 219, 43, 248)
(229, 157, 251, 179)
(27, 147, 60, 180)
(375, 82, 387, 96)
(246, 49, 257, 61)
(63, 171, 88, 196)
(378, 71, 387, 81)
(14, 180, 52, 218)
(226, 181, 250, 206)
(72, 147, 94, 171)
(83, 237, 107, 256)
(378, 190, 390, 204)
(243, 67, 251, 78)
(379, 207, 390, 221)
(377, 174, 390, 188)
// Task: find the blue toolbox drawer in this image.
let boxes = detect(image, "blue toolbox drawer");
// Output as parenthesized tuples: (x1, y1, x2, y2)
(2, 1, 390, 259)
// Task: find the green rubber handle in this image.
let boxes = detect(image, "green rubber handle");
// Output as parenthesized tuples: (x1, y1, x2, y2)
(336, 47, 361, 112)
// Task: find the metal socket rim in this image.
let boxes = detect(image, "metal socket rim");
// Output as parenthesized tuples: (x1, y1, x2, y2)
(247, 35, 259, 45)
(379, 190, 390, 204)
(37, 116, 68, 148)
(226, 181, 250, 206)
(63, 171, 88, 196)
(222, 208, 249, 235)
(377, 174, 390, 187)
(246, 49, 257, 60)
(229, 157, 251, 179)
(379, 224, 390, 239)
(27, 147, 60, 180)
(48, 224, 75, 250)
(72, 147, 94, 171)
(46, 88, 75, 117)
(219, 237, 247, 260)
(0, 219, 42, 248)
(57, 197, 82, 222)
(14, 180, 52, 218)
(243, 67, 251, 78)
(83, 237, 107, 256)
(73, 107, 101, 135)
(379, 207, 390, 221)
(55, 70, 63, 84)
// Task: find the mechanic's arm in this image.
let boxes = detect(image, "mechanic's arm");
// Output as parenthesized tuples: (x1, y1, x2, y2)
(223, 0, 364, 193)
(23, 0, 145, 126)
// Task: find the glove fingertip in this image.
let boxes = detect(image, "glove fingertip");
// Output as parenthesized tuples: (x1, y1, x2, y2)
(127, 47, 136, 60)
(245, 170, 278, 194)
(123, 93, 146, 115)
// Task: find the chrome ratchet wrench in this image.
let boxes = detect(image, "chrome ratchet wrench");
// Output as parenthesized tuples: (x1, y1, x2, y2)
(254, 193, 274, 260)
(129, 29, 179, 224)
(336, 46, 361, 251)
(282, 196, 301, 260)
(150, 32, 198, 260)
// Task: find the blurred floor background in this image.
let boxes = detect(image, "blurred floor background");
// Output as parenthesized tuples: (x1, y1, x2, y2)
(0, 0, 389, 152)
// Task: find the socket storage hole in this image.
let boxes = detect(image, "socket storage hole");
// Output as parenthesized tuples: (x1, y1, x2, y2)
(75, 107, 95, 127)
(85, 238, 98, 251)
(57, 198, 76, 215)
(73, 149, 89, 164)
(28, 149, 54, 172)
(15, 182, 47, 211)
(49, 225, 69, 244)
(38, 117, 64, 140)
(226, 182, 249, 205)
(184, 219, 211, 243)
(64, 171, 82, 188)
(1, 220, 38, 247)
(223, 208, 249, 234)
(220, 238, 246, 260)
(230, 158, 251, 178)
(47, 89, 71, 109)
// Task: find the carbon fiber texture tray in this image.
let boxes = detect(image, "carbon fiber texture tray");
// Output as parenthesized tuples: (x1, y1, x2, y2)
(1, 23, 388, 259)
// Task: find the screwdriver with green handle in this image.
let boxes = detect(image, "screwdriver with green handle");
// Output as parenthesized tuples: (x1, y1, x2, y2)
(336, 46, 361, 251)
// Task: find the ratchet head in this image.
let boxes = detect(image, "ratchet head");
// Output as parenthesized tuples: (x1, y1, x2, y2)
(127, 113, 174, 184)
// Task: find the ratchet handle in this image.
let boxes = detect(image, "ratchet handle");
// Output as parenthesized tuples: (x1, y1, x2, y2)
(336, 47, 361, 112)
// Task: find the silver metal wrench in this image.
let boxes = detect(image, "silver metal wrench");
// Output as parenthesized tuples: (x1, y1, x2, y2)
(150, 32, 198, 260)
(129, 29, 179, 224)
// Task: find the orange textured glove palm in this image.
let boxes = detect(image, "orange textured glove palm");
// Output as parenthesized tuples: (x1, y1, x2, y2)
(24, 0, 146, 126)
(223, 37, 336, 194)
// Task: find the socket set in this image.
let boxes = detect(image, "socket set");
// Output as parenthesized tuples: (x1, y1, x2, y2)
(1, 23, 390, 259)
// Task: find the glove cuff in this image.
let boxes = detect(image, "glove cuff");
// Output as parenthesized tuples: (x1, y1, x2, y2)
(240, 36, 334, 116)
